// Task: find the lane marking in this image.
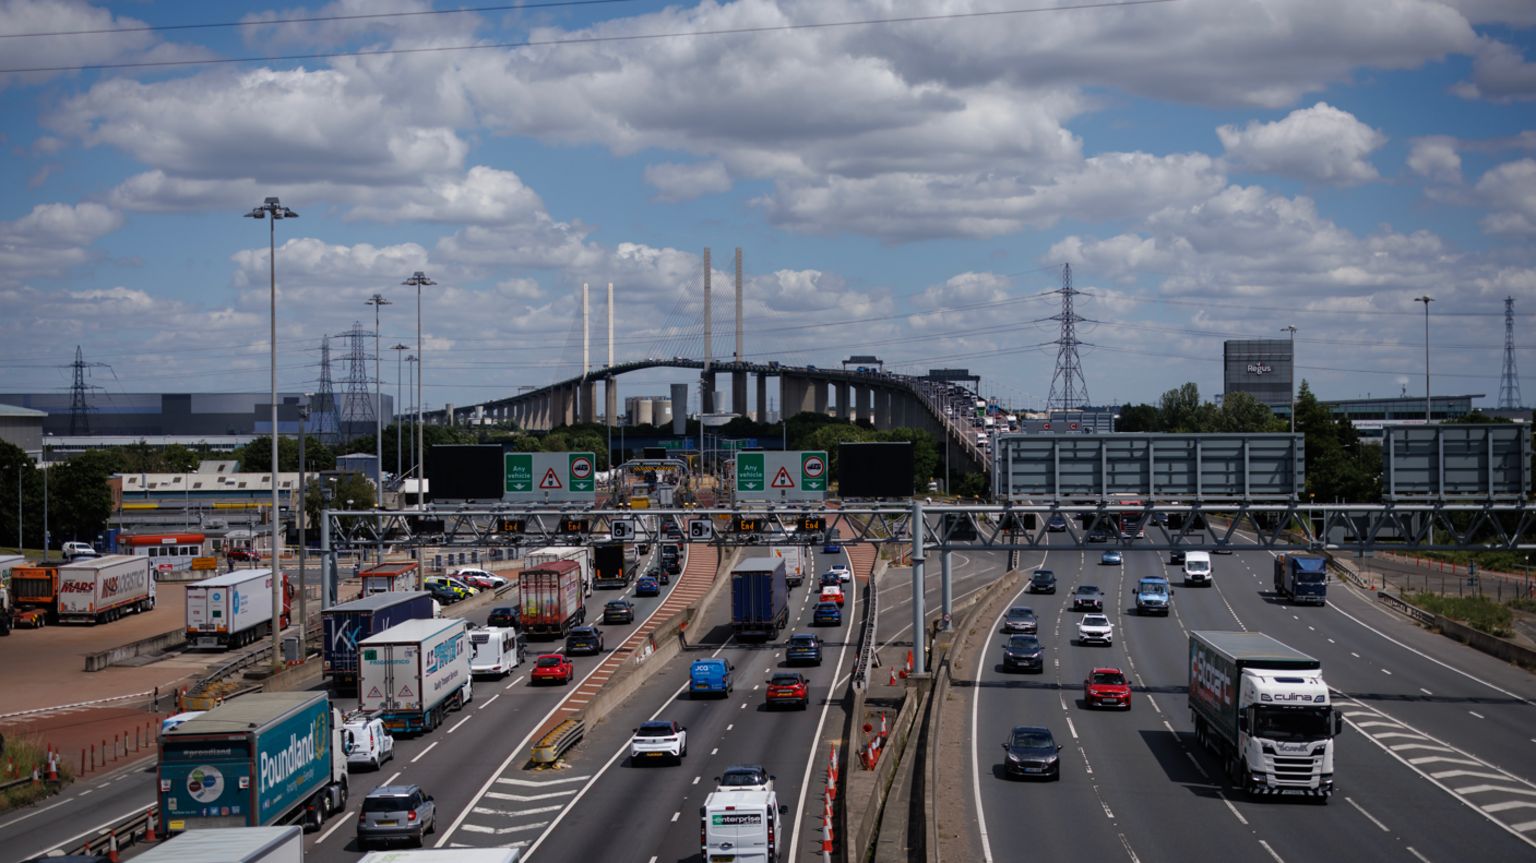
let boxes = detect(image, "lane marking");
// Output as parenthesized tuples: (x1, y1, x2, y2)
(1259, 839, 1285, 862)
(1469, 711, 1485, 720)
(411, 741, 439, 763)
(505, 675, 525, 690)
(1346, 796, 1390, 832)
(381, 770, 402, 786)
(448, 715, 474, 734)
(479, 694, 501, 710)
(670, 811, 680, 823)
(1221, 793, 1248, 825)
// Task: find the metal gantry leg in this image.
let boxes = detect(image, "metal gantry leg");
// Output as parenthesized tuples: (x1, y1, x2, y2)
(911, 498, 926, 675)
(319, 508, 331, 612)
(940, 549, 953, 631)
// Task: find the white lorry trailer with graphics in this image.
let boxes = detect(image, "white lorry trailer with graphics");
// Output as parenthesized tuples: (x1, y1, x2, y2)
(358, 618, 473, 734)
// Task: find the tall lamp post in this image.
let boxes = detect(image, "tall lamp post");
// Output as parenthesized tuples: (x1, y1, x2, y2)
(245, 195, 297, 671)
(296, 399, 310, 643)
(1414, 296, 1433, 422)
(405, 354, 418, 492)
(1281, 325, 1297, 434)
(392, 344, 410, 485)
(402, 272, 436, 514)
(366, 292, 391, 563)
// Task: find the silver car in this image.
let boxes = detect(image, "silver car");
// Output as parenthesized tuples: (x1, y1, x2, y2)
(357, 784, 436, 849)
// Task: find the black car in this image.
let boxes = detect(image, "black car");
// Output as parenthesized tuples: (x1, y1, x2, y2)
(1045, 514, 1068, 533)
(646, 566, 670, 585)
(1002, 725, 1062, 780)
(1071, 585, 1104, 612)
(565, 626, 604, 655)
(603, 599, 636, 624)
(487, 606, 520, 629)
(426, 583, 461, 604)
(1001, 635, 1044, 673)
(1028, 570, 1057, 594)
(664, 559, 682, 576)
(1169, 550, 1186, 565)
(786, 633, 823, 666)
(1001, 607, 1038, 634)
(820, 572, 841, 588)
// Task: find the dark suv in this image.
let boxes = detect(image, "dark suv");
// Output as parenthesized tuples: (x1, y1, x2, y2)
(565, 626, 604, 656)
(357, 784, 436, 848)
(488, 606, 520, 629)
(1029, 570, 1057, 594)
(786, 633, 823, 666)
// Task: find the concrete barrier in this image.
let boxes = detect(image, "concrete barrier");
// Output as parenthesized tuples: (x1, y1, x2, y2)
(84, 628, 187, 672)
(1431, 615, 1536, 672)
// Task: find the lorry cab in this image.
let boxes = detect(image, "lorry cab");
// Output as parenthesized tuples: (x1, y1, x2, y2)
(689, 658, 733, 698)
(1182, 551, 1212, 586)
(1134, 577, 1173, 616)
(342, 714, 396, 770)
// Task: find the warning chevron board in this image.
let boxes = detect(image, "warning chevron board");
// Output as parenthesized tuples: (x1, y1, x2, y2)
(504, 451, 598, 503)
(734, 450, 827, 502)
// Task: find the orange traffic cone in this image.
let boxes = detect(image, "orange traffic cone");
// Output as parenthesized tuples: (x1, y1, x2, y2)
(107, 831, 120, 863)
(144, 808, 159, 842)
(888, 668, 898, 686)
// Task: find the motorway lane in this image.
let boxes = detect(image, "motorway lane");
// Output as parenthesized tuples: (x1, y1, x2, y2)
(440, 547, 860, 861)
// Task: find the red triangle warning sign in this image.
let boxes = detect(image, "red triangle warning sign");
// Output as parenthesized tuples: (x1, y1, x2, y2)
(770, 466, 795, 489)
(398, 685, 414, 698)
(539, 468, 563, 490)
(367, 686, 382, 699)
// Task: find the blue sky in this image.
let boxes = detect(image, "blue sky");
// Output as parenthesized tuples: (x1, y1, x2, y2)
(1, 0, 1533, 417)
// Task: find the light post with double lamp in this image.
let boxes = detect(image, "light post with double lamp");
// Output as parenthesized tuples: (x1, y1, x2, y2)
(366, 293, 391, 563)
(402, 272, 436, 515)
(245, 195, 297, 671)
(1282, 325, 1297, 434)
(405, 355, 418, 489)
(1414, 295, 1433, 422)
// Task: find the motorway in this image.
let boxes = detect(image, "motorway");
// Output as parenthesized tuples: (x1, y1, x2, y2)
(960, 540, 1536, 862)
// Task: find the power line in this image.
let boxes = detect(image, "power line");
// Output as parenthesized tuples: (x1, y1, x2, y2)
(0, 0, 1180, 75)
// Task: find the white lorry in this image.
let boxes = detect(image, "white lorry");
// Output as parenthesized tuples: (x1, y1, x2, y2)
(770, 545, 807, 588)
(701, 789, 785, 863)
(359, 850, 523, 862)
(131, 825, 303, 862)
(1181, 550, 1213, 586)
(359, 618, 473, 735)
(185, 568, 290, 649)
(469, 626, 525, 678)
(525, 545, 593, 594)
(56, 554, 155, 624)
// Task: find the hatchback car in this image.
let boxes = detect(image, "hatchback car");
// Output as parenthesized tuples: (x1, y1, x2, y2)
(603, 599, 636, 624)
(1001, 635, 1044, 673)
(828, 563, 851, 583)
(565, 626, 604, 655)
(629, 719, 687, 764)
(813, 601, 843, 626)
(1001, 607, 1038, 634)
(820, 572, 842, 588)
(716, 764, 774, 792)
(786, 633, 824, 665)
(765, 673, 810, 710)
(823, 540, 842, 554)
(1071, 585, 1105, 612)
(453, 568, 507, 589)
(1169, 550, 1186, 565)
(1077, 614, 1115, 646)
(1045, 514, 1068, 533)
(1028, 570, 1057, 594)
(635, 576, 660, 597)
(820, 586, 845, 607)
(487, 606, 520, 629)
(225, 548, 261, 562)
(1100, 550, 1123, 566)
(426, 583, 461, 605)
(664, 559, 682, 576)
(1001, 726, 1062, 781)
(531, 653, 574, 685)
(357, 784, 436, 848)
(1083, 667, 1132, 709)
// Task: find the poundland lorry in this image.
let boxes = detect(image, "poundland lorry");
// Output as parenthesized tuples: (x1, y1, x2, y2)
(56, 554, 156, 624)
(157, 691, 350, 834)
(185, 569, 292, 649)
(358, 618, 473, 734)
(730, 557, 789, 639)
(1273, 554, 1328, 605)
(322, 591, 436, 693)
(1188, 631, 1342, 800)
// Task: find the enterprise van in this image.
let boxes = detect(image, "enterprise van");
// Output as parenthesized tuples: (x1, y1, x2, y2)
(1181, 551, 1212, 586)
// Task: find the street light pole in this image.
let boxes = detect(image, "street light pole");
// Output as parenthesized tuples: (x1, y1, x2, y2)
(392, 344, 409, 486)
(245, 195, 297, 671)
(402, 272, 436, 515)
(1414, 296, 1433, 422)
(405, 355, 418, 488)
(297, 400, 309, 647)
(366, 293, 391, 564)
(1282, 325, 1297, 434)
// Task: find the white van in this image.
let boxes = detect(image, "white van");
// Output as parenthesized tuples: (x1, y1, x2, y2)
(342, 714, 395, 770)
(1182, 550, 1212, 586)
(701, 789, 784, 863)
(469, 626, 525, 678)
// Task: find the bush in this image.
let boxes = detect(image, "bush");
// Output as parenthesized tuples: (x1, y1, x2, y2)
(1408, 592, 1515, 639)
(0, 736, 73, 811)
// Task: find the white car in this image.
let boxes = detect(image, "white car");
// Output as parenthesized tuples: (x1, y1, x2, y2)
(453, 568, 508, 588)
(1077, 614, 1114, 646)
(716, 764, 774, 792)
(629, 720, 687, 764)
(828, 563, 852, 583)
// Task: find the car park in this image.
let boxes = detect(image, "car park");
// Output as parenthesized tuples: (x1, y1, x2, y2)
(487, 606, 520, 629)
(1028, 570, 1057, 594)
(635, 576, 660, 597)
(1100, 550, 1123, 566)
(531, 653, 574, 685)
(1001, 606, 1038, 634)
(629, 720, 687, 764)
(565, 626, 604, 655)
(786, 633, 824, 665)
(357, 784, 436, 848)
(1001, 726, 1062, 781)
(1001, 634, 1044, 673)
(1083, 667, 1132, 709)
(812, 601, 842, 626)
(1077, 613, 1114, 646)
(819, 585, 845, 607)
(716, 764, 774, 792)
(1071, 585, 1104, 612)
(603, 599, 636, 624)
(765, 673, 810, 710)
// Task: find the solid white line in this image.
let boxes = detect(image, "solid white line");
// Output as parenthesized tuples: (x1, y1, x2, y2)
(787, 563, 859, 857)
(1346, 796, 1390, 832)
(411, 741, 439, 763)
(448, 714, 474, 734)
(479, 693, 502, 710)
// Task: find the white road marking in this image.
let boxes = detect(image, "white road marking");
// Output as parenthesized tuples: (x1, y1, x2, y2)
(479, 693, 501, 710)
(692, 776, 700, 785)
(710, 748, 718, 756)
(1259, 839, 1285, 862)
(1221, 794, 1248, 825)
(381, 770, 402, 786)
(448, 715, 473, 734)
(1346, 796, 1390, 832)
(1406, 848, 1431, 863)
(1381, 668, 1393, 676)
(1469, 711, 1485, 719)
(505, 675, 525, 690)
(316, 809, 351, 843)
(1420, 688, 1433, 696)
(670, 811, 680, 822)
(411, 741, 439, 763)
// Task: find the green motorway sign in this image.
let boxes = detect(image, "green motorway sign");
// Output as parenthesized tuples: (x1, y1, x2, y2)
(505, 453, 533, 493)
(736, 452, 765, 492)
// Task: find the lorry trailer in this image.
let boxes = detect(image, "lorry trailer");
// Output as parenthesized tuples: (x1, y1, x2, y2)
(591, 541, 630, 589)
(730, 557, 789, 639)
(519, 559, 586, 638)
(322, 591, 436, 693)
(525, 546, 592, 595)
(185, 568, 291, 649)
(56, 554, 156, 624)
(358, 617, 473, 734)
(131, 825, 302, 863)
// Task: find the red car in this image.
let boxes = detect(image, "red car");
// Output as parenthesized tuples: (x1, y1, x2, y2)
(1082, 667, 1132, 710)
(226, 548, 261, 562)
(531, 653, 574, 686)
(765, 673, 809, 710)
(819, 586, 844, 607)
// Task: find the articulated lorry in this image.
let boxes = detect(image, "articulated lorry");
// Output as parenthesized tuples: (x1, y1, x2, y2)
(133, 825, 303, 862)
(591, 541, 630, 589)
(7, 562, 59, 627)
(56, 554, 156, 624)
(731, 557, 789, 639)
(526, 546, 592, 594)
(1188, 631, 1342, 800)
(358, 617, 473, 734)
(360, 562, 422, 595)
(158, 691, 350, 835)
(185, 568, 292, 649)
(771, 545, 806, 588)
(519, 559, 586, 638)
(1273, 554, 1328, 605)
(322, 591, 436, 693)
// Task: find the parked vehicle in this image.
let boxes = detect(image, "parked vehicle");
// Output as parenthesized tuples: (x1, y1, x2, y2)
(342, 713, 396, 770)
(520, 559, 586, 638)
(1133, 576, 1173, 616)
(1189, 631, 1341, 798)
(1083, 667, 1132, 709)
(356, 784, 436, 849)
(426, 583, 461, 605)
(1001, 725, 1062, 781)
(455, 571, 504, 591)
(1070, 584, 1104, 612)
(765, 673, 809, 710)
(689, 657, 733, 698)
(812, 601, 842, 626)
(786, 633, 823, 665)
(629, 720, 687, 764)
(1001, 634, 1043, 672)
(322, 592, 435, 693)
(358, 618, 473, 734)
(61, 541, 98, 560)
(131, 825, 303, 862)
(487, 606, 520, 629)
(603, 598, 636, 624)
(531, 653, 574, 685)
(731, 556, 789, 639)
(564, 625, 604, 655)
(186, 568, 292, 649)
(1273, 554, 1328, 605)
(1028, 569, 1056, 594)
(1181, 550, 1212, 586)
(423, 576, 477, 600)
(225, 548, 262, 563)
(1077, 614, 1114, 646)
(158, 692, 349, 834)
(1001, 606, 1038, 634)
(359, 561, 421, 595)
(56, 555, 155, 624)
(469, 626, 525, 678)
(701, 789, 785, 863)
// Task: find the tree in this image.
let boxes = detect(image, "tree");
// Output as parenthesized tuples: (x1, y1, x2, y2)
(1159, 383, 1203, 432)
(1116, 404, 1161, 432)
(1217, 392, 1283, 433)
(234, 436, 337, 473)
(1294, 380, 1380, 502)
(304, 471, 378, 538)
(875, 427, 940, 492)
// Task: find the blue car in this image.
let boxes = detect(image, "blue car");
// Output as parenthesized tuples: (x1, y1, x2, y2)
(635, 576, 660, 597)
(1101, 550, 1123, 566)
(813, 601, 842, 626)
(823, 542, 841, 554)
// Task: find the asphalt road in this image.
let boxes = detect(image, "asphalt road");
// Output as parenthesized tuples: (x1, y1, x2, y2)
(963, 541, 1536, 863)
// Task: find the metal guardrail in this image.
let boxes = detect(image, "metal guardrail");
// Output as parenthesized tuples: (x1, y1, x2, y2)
(530, 718, 585, 766)
(1377, 591, 1438, 626)
(66, 803, 157, 857)
(853, 568, 879, 691)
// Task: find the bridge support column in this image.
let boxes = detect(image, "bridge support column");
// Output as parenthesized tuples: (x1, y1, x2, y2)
(756, 374, 769, 422)
(701, 371, 717, 414)
(606, 377, 618, 427)
(875, 389, 891, 429)
(835, 382, 850, 420)
(813, 382, 828, 416)
(732, 371, 748, 418)
(580, 379, 597, 424)
(560, 386, 576, 427)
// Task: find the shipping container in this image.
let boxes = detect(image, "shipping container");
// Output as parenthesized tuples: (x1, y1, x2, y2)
(185, 568, 289, 649)
(56, 555, 156, 624)
(322, 591, 436, 693)
(358, 618, 473, 734)
(519, 559, 586, 638)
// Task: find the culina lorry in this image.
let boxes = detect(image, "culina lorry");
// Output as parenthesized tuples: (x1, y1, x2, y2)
(519, 559, 586, 638)
(56, 554, 156, 624)
(185, 569, 293, 649)
(1188, 631, 1342, 800)
(157, 691, 349, 835)
(357, 618, 473, 734)
(730, 556, 789, 639)
(322, 591, 435, 694)
(1273, 554, 1328, 605)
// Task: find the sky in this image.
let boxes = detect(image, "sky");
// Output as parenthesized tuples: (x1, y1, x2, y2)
(0, 0, 1533, 419)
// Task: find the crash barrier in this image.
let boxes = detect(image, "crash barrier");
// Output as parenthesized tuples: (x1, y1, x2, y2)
(852, 563, 881, 691)
(529, 718, 584, 766)
(1376, 591, 1536, 672)
(1376, 591, 1438, 626)
(84, 627, 188, 672)
(62, 802, 157, 859)
(858, 712, 890, 770)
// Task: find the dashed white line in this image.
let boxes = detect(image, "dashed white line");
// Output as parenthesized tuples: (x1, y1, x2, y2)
(670, 811, 680, 822)
(1381, 668, 1393, 676)
(411, 741, 439, 763)
(478, 693, 501, 710)
(1469, 711, 1485, 720)
(1259, 839, 1285, 862)
(1351, 652, 1361, 658)
(710, 748, 719, 756)
(447, 715, 473, 734)
(380, 770, 402, 786)
(1406, 848, 1431, 863)
(1221, 794, 1249, 825)
(505, 675, 525, 690)
(692, 776, 700, 785)
(1346, 796, 1390, 832)
(1420, 688, 1433, 696)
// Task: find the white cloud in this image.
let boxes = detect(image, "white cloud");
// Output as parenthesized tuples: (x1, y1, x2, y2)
(1217, 103, 1386, 185)
(1438, 0, 1536, 26)
(1407, 136, 1463, 183)
(0, 0, 211, 90)
(1454, 38, 1536, 102)
(0, 202, 123, 282)
(644, 161, 733, 202)
(1474, 159, 1536, 235)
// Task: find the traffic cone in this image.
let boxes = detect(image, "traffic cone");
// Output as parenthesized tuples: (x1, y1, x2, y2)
(888, 668, 898, 686)
(820, 804, 834, 854)
(144, 808, 159, 842)
(905, 650, 913, 673)
(107, 831, 120, 863)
